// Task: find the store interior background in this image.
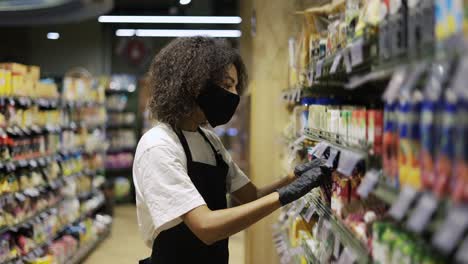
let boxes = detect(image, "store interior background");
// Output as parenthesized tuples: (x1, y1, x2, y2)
(0, 0, 307, 263)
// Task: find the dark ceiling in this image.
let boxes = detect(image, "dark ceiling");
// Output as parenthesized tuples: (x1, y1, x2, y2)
(110, 0, 238, 16)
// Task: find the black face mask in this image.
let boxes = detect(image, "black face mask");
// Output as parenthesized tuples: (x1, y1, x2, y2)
(196, 82, 240, 127)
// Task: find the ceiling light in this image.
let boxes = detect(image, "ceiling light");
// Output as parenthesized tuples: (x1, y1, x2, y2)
(47, 32, 60, 40)
(179, 0, 191, 5)
(98, 15, 242, 24)
(134, 29, 241, 38)
(115, 29, 136, 37)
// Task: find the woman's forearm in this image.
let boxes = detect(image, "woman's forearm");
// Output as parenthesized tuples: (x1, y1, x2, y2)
(256, 175, 294, 198)
(182, 192, 281, 245)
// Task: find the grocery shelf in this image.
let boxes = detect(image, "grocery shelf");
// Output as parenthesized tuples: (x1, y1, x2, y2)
(303, 128, 370, 156)
(106, 123, 135, 129)
(105, 165, 133, 171)
(372, 177, 399, 204)
(0, 200, 61, 235)
(68, 228, 111, 264)
(62, 100, 105, 109)
(304, 193, 370, 264)
(107, 147, 135, 154)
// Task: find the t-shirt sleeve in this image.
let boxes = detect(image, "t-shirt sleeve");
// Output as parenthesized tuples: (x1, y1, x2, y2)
(135, 144, 206, 234)
(204, 130, 251, 193)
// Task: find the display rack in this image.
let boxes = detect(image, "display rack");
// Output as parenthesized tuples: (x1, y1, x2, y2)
(277, 1, 468, 262)
(0, 64, 111, 263)
(105, 74, 138, 203)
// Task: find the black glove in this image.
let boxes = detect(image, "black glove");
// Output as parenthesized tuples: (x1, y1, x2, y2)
(293, 159, 324, 177)
(277, 167, 325, 206)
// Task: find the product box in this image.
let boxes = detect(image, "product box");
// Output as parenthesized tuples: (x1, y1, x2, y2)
(368, 110, 383, 155)
(0, 69, 11, 96)
(27, 65, 40, 82)
(0, 63, 27, 75)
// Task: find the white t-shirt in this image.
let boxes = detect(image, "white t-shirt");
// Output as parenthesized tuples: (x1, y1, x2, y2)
(133, 122, 250, 248)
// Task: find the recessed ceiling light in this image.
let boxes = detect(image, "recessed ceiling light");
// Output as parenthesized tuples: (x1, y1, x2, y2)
(98, 15, 242, 24)
(47, 32, 60, 40)
(115, 29, 242, 38)
(179, 0, 191, 5)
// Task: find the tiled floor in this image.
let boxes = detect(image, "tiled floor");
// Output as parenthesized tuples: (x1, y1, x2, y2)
(84, 205, 245, 264)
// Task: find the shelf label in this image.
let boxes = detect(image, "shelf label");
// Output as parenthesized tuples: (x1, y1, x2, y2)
(325, 148, 339, 168)
(303, 204, 316, 222)
(350, 38, 364, 67)
(388, 186, 418, 221)
(307, 68, 314, 86)
(333, 233, 342, 258)
(337, 247, 357, 264)
(316, 59, 324, 78)
(406, 192, 438, 233)
(343, 49, 352, 73)
(432, 205, 468, 254)
(313, 142, 329, 159)
(456, 236, 468, 263)
(357, 170, 380, 198)
(337, 149, 363, 177)
(330, 53, 342, 74)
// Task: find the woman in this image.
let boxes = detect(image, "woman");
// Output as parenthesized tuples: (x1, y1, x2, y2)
(134, 36, 327, 264)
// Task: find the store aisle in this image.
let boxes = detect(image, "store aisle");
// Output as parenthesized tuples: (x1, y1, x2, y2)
(84, 205, 245, 264)
(84, 205, 150, 264)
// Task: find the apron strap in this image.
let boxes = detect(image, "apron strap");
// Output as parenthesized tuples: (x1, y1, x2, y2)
(172, 126, 194, 165)
(197, 127, 220, 157)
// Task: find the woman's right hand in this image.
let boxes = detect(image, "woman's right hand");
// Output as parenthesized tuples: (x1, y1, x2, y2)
(277, 164, 330, 206)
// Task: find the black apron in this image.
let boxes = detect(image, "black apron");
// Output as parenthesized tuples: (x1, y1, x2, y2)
(140, 127, 230, 264)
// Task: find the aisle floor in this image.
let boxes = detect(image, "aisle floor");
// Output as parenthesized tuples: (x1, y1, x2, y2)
(84, 205, 245, 264)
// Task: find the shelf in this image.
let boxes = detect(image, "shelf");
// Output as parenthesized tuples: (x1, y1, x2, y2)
(62, 100, 105, 109)
(106, 123, 134, 129)
(105, 166, 133, 171)
(107, 147, 135, 154)
(68, 228, 111, 264)
(304, 128, 369, 155)
(372, 177, 399, 204)
(0, 200, 61, 235)
(304, 193, 370, 264)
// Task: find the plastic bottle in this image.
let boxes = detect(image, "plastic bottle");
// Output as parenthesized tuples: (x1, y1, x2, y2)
(383, 102, 399, 186)
(434, 89, 457, 197)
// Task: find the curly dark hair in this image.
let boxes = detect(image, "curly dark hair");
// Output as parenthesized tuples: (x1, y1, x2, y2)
(147, 36, 247, 127)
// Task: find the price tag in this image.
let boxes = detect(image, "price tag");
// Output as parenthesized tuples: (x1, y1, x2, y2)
(316, 59, 324, 78)
(337, 247, 357, 264)
(383, 67, 407, 103)
(313, 142, 329, 159)
(295, 88, 302, 103)
(406, 193, 438, 233)
(307, 68, 314, 86)
(330, 53, 342, 74)
(350, 38, 364, 67)
(357, 170, 380, 198)
(333, 233, 342, 258)
(432, 205, 468, 254)
(303, 204, 316, 222)
(455, 236, 468, 264)
(388, 186, 418, 221)
(325, 148, 339, 168)
(336, 149, 363, 177)
(343, 49, 352, 73)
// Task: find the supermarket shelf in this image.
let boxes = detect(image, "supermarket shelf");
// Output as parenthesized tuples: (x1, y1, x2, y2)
(301, 241, 320, 264)
(0, 200, 61, 235)
(0, 96, 60, 109)
(107, 147, 135, 154)
(372, 177, 399, 204)
(106, 123, 135, 129)
(105, 165, 133, 171)
(303, 128, 370, 156)
(105, 89, 134, 94)
(68, 228, 111, 264)
(62, 100, 105, 109)
(305, 193, 370, 264)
